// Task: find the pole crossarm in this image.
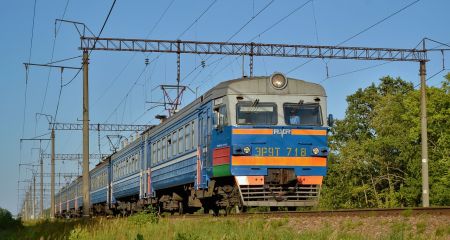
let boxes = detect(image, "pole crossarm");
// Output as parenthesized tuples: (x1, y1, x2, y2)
(23, 63, 82, 70)
(41, 153, 109, 160)
(80, 37, 428, 62)
(49, 122, 154, 131)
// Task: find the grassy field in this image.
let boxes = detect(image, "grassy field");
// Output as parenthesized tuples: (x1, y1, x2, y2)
(2, 212, 450, 240)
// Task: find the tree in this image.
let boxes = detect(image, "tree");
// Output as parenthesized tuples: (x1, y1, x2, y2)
(0, 207, 20, 230)
(320, 74, 450, 209)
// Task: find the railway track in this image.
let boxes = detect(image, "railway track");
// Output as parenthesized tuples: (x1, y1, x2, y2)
(166, 207, 450, 219)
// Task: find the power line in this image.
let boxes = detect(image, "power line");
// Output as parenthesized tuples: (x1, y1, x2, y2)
(125, 1, 222, 124)
(190, 0, 312, 88)
(104, 65, 149, 123)
(288, 0, 422, 74)
(337, 0, 421, 46)
(184, 0, 278, 96)
(45, 55, 81, 65)
(40, 0, 71, 116)
(250, 0, 312, 42)
(22, 0, 38, 138)
(311, 0, 320, 45)
(225, 0, 274, 42)
(90, 0, 117, 54)
(94, 0, 174, 107)
(319, 62, 390, 83)
(177, 0, 218, 39)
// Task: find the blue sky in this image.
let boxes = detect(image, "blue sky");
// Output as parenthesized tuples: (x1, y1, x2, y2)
(0, 0, 448, 215)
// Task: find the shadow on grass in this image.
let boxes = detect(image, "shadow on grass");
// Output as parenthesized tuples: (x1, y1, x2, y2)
(0, 218, 95, 240)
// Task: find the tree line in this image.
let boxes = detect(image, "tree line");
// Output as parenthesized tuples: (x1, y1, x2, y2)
(320, 73, 450, 208)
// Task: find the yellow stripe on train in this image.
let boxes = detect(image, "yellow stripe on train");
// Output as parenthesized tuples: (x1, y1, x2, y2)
(232, 128, 327, 136)
(232, 156, 327, 166)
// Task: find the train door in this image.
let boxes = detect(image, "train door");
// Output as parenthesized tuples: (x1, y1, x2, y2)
(197, 107, 211, 189)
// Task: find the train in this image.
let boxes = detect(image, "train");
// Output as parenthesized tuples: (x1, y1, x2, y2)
(55, 72, 332, 217)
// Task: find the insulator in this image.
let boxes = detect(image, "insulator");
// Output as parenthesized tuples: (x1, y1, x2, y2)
(145, 58, 149, 65)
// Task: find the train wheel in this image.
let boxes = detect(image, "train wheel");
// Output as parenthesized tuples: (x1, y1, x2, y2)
(225, 206, 233, 216)
(212, 206, 220, 216)
(238, 205, 247, 214)
(178, 202, 184, 215)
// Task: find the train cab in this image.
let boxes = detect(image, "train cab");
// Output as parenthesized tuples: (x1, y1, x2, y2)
(206, 73, 331, 207)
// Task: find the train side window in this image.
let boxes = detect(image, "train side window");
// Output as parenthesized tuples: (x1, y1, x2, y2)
(214, 105, 228, 129)
(167, 136, 172, 159)
(157, 140, 161, 163)
(203, 116, 208, 145)
(199, 118, 203, 145)
(162, 137, 166, 161)
(152, 143, 156, 165)
(191, 121, 196, 149)
(172, 131, 177, 156)
(185, 124, 191, 151)
(136, 154, 139, 171)
(178, 127, 184, 154)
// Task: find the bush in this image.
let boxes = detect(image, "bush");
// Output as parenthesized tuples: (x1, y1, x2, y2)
(128, 206, 160, 226)
(0, 207, 20, 230)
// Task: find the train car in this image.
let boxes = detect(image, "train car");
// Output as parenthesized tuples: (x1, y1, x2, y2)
(110, 136, 144, 214)
(143, 73, 331, 214)
(90, 157, 111, 215)
(59, 186, 68, 216)
(54, 191, 60, 217)
(55, 72, 331, 216)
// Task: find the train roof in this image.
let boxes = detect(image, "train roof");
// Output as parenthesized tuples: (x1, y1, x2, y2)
(209, 75, 326, 97)
(145, 74, 325, 136)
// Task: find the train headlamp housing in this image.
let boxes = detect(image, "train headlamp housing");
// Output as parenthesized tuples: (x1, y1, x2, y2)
(243, 146, 251, 154)
(270, 72, 288, 90)
(232, 145, 252, 156)
(312, 147, 320, 155)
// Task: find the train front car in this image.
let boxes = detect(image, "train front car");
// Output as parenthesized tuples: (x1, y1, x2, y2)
(209, 73, 330, 210)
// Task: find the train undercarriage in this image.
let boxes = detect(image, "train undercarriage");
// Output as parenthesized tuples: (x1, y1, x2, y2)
(57, 173, 321, 218)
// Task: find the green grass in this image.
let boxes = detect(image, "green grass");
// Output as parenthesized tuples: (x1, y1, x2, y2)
(2, 214, 450, 240)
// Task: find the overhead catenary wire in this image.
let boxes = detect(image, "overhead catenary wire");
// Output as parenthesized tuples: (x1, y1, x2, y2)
(21, 1, 39, 213)
(94, 0, 175, 107)
(183, 0, 277, 96)
(189, 0, 312, 89)
(39, 0, 71, 116)
(128, 1, 222, 123)
(287, 0, 422, 75)
(22, 0, 38, 138)
(177, 0, 218, 39)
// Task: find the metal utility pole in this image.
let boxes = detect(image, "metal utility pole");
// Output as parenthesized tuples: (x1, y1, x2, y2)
(419, 60, 429, 207)
(50, 128, 55, 219)
(32, 175, 36, 219)
(40, 155, 43, 219)
(82, 49, 90, 217)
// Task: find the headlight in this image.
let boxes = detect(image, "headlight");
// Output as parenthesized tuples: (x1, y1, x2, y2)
(243, 146, 251, 154)
(312, 147, 320, 155)
(270, 72, 288, 89)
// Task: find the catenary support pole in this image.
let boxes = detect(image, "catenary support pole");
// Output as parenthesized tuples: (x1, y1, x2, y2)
(50, 128, 55, 219)
(33, 175, 36, 219)
(419, 60, 429, 207)
(40, 155, 43, 218)
(82, 49, 90, 217)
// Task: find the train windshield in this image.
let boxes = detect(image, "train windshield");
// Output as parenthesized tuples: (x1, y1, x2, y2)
(236, 102, 277, 125)
(283, 103, 322, 126)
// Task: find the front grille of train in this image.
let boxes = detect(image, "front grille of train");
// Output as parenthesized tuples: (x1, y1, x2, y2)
(238, 184, 321, 207)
